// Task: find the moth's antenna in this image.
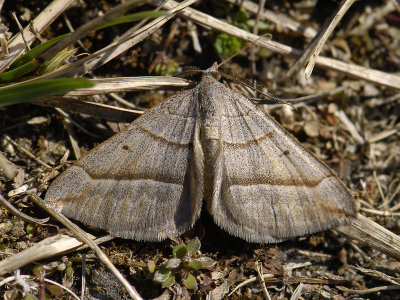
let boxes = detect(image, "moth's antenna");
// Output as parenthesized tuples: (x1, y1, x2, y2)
(219, 69, 295, 108)
(213, 34, 295, 106)
(175, 65, 203, 78)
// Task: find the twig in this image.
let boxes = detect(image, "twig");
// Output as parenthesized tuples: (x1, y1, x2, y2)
(334, 110, 365, 145)
(187, 20, 201, 53)
(11, 12, 30, 51)
(249, 0, 265, 75)
(337, 285, 400, 295)
(228, 274, 274, 297)
(287, 0, 358, 79)
(58, 108, 82, 160)
(81, 254, 86, 300)
(374, 170, 387, 209)
(0, 193, 49, 225)
(29, 194, 143, 300)
(53, 108, 102, 139)
(255, 261, 271, 300)
(353, 265, 400, 286)
(110, 93, 142, 110)
(359, 207, 400, 217)
(367, 128, 399, 143)
(290, 283, 304, 300)
(43, 277, 81, 300)
(3, 135, 52, 169)
(336, 213, 400, 260)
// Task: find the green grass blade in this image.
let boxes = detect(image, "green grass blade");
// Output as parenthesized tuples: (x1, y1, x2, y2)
(0, 60, 39, 82)
(96, 10, 169, 30)
(9, 34, 70, 70)
(0, 78, 94, 107)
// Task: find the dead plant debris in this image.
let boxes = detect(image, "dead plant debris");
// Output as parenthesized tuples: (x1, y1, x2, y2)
(1, 0, 400, 299)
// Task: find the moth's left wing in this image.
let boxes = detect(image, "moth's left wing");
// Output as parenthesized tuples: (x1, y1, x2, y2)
(44, 89, 203, 241)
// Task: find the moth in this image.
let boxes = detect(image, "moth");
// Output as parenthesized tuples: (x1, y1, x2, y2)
(44, 66, 356, 242)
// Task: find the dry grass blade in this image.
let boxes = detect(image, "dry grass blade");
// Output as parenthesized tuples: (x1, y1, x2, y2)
(287, 0, 358, 79)
(66, 76, 191, 96)
(336, 214, 400, 260)
(34, 96, 143, 122)
(0, 234, 88, 276)
(337, 285, 400, 295)
(0, 233, 114, 276)
(353, 266, 400, 286)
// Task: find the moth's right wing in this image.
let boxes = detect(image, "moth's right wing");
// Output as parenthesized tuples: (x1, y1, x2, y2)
(209, 87, 356, 243)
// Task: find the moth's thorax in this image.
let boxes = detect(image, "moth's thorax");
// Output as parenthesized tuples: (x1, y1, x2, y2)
(197, 75, 224, 141)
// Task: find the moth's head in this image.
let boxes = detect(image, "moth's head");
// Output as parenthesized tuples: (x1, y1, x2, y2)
(202, 62, 221, 81)
(175, 62, 222, 82)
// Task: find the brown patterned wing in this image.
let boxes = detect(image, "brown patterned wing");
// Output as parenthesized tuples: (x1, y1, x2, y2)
(44, 89, 203, 241)
(207, 88, 356, 243)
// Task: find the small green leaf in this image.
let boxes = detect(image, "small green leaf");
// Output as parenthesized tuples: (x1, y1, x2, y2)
(173, 243, 187, 259)
(57, 262, 66, 272)
(32, 265, 45, 278)
(0, 78, 94, 107)
(45, 284, 63, 297)
(24, 294, 38, 300)
(161, 274, 175, 287)
(187, 237, 201, 256)
(65, 265, 74, 278)
(147, 260, 156, 273)
(187, 259, 202, 270)
(182, 273, 197, 290)
(152, 58, 178, 76)
(43, 293, 52, 300)
(154, 268, 171, 283)
(233, 8, 249, 24)
(246, 19, 271, 31)
(166, 258, 181, 269)
(195, 257, 216, 269)
(26, 223, 35, 235)
(214, 33, 243, 56)
(97, 10, 169, 30)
